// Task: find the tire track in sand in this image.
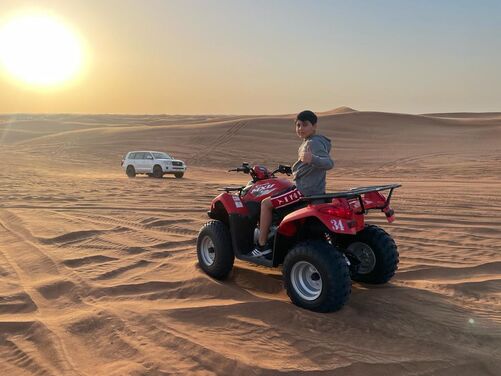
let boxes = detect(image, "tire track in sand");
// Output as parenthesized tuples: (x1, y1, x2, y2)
(0, 210, 86, 375)
(187, 120, 247, 164)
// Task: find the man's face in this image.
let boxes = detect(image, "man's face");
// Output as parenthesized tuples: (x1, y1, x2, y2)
(295, 120, 316, 139)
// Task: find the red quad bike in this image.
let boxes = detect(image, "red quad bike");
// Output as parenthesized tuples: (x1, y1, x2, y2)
(197, 163, 401, 312)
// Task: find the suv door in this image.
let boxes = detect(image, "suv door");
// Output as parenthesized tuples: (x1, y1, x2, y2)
(134, 152, 145, 172)
(143, 152, 154, 172)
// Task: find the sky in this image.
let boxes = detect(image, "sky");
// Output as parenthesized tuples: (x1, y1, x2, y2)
(0, 0, 500, 115)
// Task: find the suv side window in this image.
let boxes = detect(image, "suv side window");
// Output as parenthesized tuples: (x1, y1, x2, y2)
(144, 153, 154, 160)
(129, 152, 137, 159)
(135, 152, 145, 159)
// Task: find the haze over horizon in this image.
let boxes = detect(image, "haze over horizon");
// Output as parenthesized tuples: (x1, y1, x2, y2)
(1, 0, 500, 115)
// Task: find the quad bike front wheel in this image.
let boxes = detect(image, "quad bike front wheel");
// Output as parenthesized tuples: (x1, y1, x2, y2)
(345, 224, 399, 284)
(197, 220, 234, 280)
(283, 240, 351, 312)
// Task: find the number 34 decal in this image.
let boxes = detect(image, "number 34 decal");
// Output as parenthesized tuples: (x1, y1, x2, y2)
(330, 219, 345, 231)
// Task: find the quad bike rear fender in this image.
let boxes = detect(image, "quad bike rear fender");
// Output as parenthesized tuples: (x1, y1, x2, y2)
(277, 192, 396, 238)
(277, 203, 361, 237)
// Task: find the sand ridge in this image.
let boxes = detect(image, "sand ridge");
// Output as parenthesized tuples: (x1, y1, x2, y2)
(0, 110, 500, 375)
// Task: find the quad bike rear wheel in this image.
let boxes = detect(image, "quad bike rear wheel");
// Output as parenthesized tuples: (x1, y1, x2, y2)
(197, 220, 234, 280)
(283, 240, 351, 312)
(345, 224, 399, 284)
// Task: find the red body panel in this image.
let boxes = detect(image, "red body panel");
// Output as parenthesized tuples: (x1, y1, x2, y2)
(210, 177, 293, 214)
(279, 203, 361, 235)
(210, 193, 249, 215)
(278, 193, 395, 236)
(241, 177, 293, 203)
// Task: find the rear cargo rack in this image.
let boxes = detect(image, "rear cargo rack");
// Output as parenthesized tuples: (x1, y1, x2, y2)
(302, 184, 401, 214)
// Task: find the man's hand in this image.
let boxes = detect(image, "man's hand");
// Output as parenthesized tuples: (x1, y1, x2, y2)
(299, 144, 313, 164)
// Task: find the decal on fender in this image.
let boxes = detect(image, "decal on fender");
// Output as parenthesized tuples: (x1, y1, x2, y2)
(232, 195, 243, 208)
(250, 183, 276, 197)
(330, 219, 345, 231)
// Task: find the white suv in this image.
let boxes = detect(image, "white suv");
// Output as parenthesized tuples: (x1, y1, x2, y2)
(121, 151, 187, 178)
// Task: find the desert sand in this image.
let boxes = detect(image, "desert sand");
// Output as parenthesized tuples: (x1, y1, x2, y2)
(0, 109, 500, 375)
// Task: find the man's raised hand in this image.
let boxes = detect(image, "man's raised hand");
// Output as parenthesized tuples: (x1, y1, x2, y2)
(300, 143, 313, 164)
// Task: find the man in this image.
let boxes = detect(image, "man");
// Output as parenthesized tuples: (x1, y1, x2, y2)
(251, 110, 334, 258)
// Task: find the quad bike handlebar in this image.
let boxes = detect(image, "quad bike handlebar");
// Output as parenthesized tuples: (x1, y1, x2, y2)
(228, 165, 251, 173)
(228, 162, 292, 178)
(272, 164, 292, 176)
(222, 163, 292, 194)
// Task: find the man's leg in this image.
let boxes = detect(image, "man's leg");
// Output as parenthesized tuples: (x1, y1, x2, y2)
(252, 188, 303, 258)
(250, 197, 273, 257)
(258, 197, 273, 246)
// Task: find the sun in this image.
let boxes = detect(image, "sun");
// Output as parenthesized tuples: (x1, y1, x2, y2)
(0, 12, 84, 87)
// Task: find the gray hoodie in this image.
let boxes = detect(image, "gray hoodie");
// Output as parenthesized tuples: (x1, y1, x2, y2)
(292, 134, 334, 196)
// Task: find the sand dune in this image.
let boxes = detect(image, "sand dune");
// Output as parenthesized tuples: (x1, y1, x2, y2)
(0, 110, 500, 375)
(423, 112, 501, 119)
(318, 106, 358, 115)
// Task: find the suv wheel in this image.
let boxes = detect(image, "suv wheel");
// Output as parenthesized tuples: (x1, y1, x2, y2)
(174, 172, 184, 179)
(126, 165, 136, 178)
(153, 165, 163, 178)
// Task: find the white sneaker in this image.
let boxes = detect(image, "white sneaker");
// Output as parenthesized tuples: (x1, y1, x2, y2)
(250, 244, 272, 258)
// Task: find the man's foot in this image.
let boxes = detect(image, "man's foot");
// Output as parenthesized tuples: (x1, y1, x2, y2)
(250, 243, 272, 258)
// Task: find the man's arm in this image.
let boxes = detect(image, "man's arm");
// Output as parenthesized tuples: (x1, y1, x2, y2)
(308, 139, 334, 170)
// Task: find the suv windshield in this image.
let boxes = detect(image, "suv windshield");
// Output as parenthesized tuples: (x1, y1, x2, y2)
(152, 152, 172, 159)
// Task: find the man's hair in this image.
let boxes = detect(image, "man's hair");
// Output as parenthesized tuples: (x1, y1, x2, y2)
(296, 110, 318, 125)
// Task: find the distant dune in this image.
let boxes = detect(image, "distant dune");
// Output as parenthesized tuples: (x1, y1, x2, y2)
(318, 106, 358, 114)
(423, 112, 501, 119)
(0, 110, 500, 375)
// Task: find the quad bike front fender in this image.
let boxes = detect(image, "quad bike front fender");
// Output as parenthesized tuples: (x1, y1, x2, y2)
(209, 193, 249, 217)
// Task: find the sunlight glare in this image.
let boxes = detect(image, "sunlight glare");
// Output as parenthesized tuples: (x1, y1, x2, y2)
(0, 12, 83, 87)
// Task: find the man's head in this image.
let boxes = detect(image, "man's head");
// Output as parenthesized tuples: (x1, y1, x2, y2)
(295, 110, 317, 139)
